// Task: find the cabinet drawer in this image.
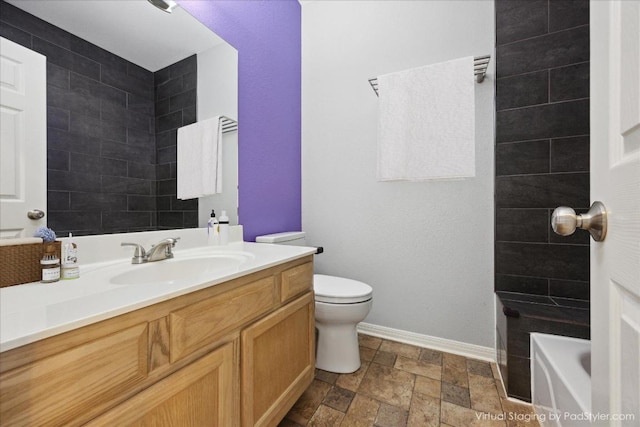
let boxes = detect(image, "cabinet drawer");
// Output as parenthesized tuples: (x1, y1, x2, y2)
(281, 262, 313, 302)
(170, 277, 276, 362)
(0, 323, 148, 427)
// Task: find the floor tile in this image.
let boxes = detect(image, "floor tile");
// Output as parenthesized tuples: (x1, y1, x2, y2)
(361, 346, 377, 362)
(315, 369, 339, 385)
(359, 334, 382, 350)
(284, 335, 539, 427)
(373, 350, 397, 367)
(307, 404, 345, 427)
(419, 348, 443, 365)
(323, 386, 355, 413)
(440, 401, 506, 427)
(341, 416, 373, 427)
(495, 376, 507, 399)
(379, 340, 422, 359)
(441, 382, 471, 408)
(375, 403, 409, 427)
(500, 399, 541, 427)
(467, 360, 494, 378)
(469, 373, 502, 414)
(359, 362, 415, 410)
(395, 356, 442, 380)
(442, 353, 469, 388)
(414, 375, 441, 399)
(341, 394, 380, 427)
(336, 361, 370, 392)
(286, 379, 333, 424)
(407, 391, 440, 427)
(491, 362, 501, 379)
(278, 418, 304, 427)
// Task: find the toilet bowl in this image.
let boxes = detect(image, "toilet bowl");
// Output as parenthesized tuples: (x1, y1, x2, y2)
(255, 232, 373, 374)
(314, 274, 373, 373)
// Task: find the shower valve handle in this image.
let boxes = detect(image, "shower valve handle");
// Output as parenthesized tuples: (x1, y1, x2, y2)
(551, 201, 607, 242)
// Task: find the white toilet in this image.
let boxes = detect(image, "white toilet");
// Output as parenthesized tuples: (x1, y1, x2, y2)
(255, 232, 373, 373)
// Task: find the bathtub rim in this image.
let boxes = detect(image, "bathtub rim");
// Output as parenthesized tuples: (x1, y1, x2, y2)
(530, 332, 591, 417)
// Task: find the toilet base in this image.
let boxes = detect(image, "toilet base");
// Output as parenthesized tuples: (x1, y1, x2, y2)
(313, 292, 373, 374)
(315, 323, 362, 374)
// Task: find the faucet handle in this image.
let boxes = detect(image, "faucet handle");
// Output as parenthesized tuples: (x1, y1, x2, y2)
(151, 237, 180, 247)
(121, 242, 147, 264)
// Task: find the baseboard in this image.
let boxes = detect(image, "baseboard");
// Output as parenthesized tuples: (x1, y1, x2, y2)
(357, 322, 496, 362)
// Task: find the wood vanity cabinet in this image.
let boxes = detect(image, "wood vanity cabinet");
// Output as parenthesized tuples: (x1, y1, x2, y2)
(241, 292, 315, 427)
(0, 255, 314, 427)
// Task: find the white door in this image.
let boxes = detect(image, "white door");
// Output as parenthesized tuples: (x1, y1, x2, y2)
(0, 37, 47, 239)
(591, 1, 640, 424)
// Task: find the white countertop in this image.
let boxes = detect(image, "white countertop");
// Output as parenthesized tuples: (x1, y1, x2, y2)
(0, 228, 316, 353)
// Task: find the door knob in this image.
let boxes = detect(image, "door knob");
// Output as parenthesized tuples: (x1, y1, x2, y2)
(551, 201, 607, 242)
(27, 209, 45, 220)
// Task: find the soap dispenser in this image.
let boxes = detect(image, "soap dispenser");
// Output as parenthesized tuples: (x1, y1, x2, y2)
(207, 210, 219, 245)
(219, 210, 229, 245)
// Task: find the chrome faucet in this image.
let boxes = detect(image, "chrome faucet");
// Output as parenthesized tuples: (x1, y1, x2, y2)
(146, 237, 180, 262)
(121, 237, 180, 264)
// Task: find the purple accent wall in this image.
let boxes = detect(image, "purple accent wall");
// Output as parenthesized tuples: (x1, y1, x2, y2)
(178, 0, 302, 241)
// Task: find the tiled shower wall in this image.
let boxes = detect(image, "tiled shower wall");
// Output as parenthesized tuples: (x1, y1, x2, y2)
(495, 0, 590, 298)
(494, 0, 590, 400)
(0, 1, 198, 235)
(155, 56, 199, 230)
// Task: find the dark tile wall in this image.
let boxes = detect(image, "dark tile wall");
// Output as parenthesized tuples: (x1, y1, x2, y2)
(496, 292, 589, 401)
(495, 0, 590, 304)
(1, 1, 155, 235)
(155, 56, 199, 230)
(0, 1, 198, 235)
(494, 0, 590, 401)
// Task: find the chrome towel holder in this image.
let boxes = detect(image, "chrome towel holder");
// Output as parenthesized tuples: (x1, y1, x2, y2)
(368, 54, 491, 97)
(220, 115, 238, 134)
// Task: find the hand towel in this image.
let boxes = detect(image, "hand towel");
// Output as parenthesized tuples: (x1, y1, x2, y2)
(376, 56, 475, 181)
(177, 115, 223, 200)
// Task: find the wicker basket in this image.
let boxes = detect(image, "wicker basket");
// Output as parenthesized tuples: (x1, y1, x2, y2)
(0, 241, 62, 288)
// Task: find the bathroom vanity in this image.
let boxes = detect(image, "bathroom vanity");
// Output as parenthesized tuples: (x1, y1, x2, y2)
(0, 229, 316, 426)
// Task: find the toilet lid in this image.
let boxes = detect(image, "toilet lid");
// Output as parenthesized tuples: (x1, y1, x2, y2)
(313, 274, 373, 304)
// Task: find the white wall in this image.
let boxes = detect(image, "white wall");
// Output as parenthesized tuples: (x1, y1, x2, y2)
(301, 0, 495, 347)
(197, 43, 239, 226)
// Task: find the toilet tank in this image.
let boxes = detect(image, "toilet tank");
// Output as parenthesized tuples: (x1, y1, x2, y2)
(255, 231, 306, 246)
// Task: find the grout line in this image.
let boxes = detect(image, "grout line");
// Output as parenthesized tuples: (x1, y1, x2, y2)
(495, 60, 590, 81)
(496, 23, 589, 49)
(496, 96, 590, 113)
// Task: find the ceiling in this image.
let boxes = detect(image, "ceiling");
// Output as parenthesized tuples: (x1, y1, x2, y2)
(6, 0, 226, 71)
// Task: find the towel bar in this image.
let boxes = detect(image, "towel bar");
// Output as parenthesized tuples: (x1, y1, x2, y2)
(368, 54, 491, 97)
(220, 116, 238, 134)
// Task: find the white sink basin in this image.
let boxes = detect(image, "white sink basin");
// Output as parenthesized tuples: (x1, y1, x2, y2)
(109, 254, 252, 286)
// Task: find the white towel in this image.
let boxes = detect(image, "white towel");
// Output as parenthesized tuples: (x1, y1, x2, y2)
(376, 56, 475, 181)
(177, 116, 223, 200)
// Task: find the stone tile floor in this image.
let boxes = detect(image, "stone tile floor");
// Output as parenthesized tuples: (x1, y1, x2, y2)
(279, 334, 540, 427)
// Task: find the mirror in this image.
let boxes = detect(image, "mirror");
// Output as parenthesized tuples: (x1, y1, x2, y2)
(1, 0, 238, 237)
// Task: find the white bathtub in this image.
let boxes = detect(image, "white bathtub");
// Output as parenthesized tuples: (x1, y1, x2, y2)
(531, 333, 591, 427)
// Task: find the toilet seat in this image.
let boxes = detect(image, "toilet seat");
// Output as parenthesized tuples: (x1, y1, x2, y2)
(313, 274, 373, 304)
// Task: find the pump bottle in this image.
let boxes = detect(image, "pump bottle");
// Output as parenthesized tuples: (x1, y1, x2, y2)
(207, 210, 219, 245)
(219, 210, 229, 245)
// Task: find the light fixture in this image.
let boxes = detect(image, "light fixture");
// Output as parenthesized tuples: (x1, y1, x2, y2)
(147, 0, 178, 14)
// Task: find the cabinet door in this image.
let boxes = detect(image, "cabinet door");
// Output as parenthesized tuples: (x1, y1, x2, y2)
(0, 323, 148, 427)
(87, 341, 238, 427)
(241, 292, 315, 427)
